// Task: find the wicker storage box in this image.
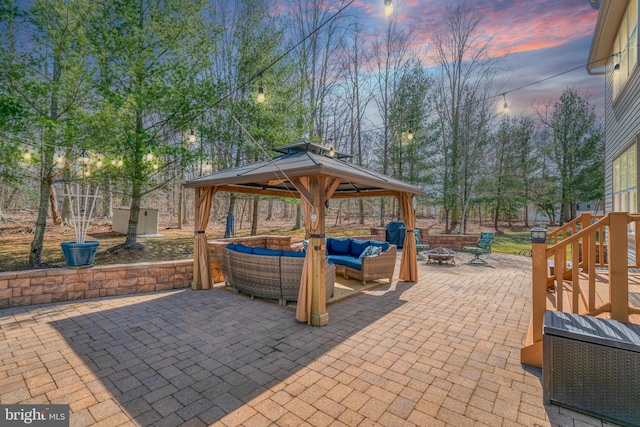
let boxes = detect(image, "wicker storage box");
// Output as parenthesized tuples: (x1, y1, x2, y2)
(543, 311, 640, 426)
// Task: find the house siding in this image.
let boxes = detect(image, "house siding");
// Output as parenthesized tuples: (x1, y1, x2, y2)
(605, 57, 640, 212)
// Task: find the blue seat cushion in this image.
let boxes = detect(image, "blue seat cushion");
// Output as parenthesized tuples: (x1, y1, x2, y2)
(226, 243, 237, 250)
(327, 255, 362, 270)
(327, 238, 350, 255)
(235, 244, 254, 254)
(281, 250, 306, 258)
(349, 239, 370, 258)
(253, 247, 283, 256)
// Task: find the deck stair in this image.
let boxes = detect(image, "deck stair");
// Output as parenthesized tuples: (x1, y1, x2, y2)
(521, 212, 640, 368)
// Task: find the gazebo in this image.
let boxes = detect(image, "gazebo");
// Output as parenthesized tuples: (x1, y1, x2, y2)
(183, 141, 425, 326)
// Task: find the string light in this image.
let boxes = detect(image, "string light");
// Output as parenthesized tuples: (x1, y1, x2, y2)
(329, 147, 335, 157)
(23, 149, 32, 161)
(79, 150, 90, 164)
(117, 157, 123, 167)
(257, 86, 265, 103)
(502, 93, 509, 111)
(384, 0, 393, 16)
(96, 154, 103, 168)
(153, 162, 159, 170)
(204, 161, 212, 173)
(407, 129, 414, 140)
(55, 152, 64, 164)
(145, 148, 154, 161)
(189, 129, 196, 143)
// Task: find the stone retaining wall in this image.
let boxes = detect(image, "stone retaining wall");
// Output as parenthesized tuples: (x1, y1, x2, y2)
(0, 260, 193, 309)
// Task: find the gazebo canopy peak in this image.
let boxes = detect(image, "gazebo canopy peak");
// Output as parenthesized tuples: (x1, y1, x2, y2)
(273, 141, 351, 160)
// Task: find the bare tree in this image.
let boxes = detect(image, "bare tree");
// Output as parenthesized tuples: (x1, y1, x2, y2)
(431, 0, 503, 233)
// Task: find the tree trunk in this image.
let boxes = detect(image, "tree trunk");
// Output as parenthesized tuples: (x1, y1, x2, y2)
(124, 181, 142, 247)
(251, 195, 259, 235)
(49, 184, 62, 225)
(28, 48, 60, 268)
(224, 194, 237, 238)
(102, 180, 112, 219)
(266, 199, 273, 221)
(294, 203, 301, 230)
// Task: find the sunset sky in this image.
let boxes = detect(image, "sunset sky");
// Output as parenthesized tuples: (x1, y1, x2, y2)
(357, 0, 604, 117)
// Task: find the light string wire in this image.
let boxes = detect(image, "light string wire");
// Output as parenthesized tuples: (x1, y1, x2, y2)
(1, 38, 626, 158)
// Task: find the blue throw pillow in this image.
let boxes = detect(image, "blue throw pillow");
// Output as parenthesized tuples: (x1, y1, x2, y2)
(359, 245, 373, 260)
(369, 241, 390, 252)
(235, 244, 254, 254)
(370, 246, 383, 256)
(328, 238, 350, 255)
(350, 239, 370, 258)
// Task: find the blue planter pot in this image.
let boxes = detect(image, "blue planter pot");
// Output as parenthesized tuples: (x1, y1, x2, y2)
(61, 241, 100, 268)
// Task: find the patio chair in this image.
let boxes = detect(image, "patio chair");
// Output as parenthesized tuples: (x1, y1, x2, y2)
(476, 232, 495, 253)
(415, 229, 429, 261)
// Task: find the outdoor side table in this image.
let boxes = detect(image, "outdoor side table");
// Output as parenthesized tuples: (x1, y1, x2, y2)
(543, 311, 640, 426)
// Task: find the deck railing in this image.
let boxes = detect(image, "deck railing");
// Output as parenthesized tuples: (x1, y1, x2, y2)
(521, 212, 640, 368)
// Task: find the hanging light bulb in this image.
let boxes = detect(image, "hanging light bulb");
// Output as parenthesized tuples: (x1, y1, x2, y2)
(23, 149, 32, 161)
(79, 150, 90, 164)
(117, 157, 123, 167)
(84, 169, 91, 177)
(384, 0, 393, 16)
(55, 152, 64, 164)
(96, 155, 103, 168)
(502, 93, 509, 112)
(111, 158, 117, 166)
(145, 148, 154, 161)
(407, 129, 414, 140)
(329, 147, 335, 157)
(204, 161, 212, 173)
(153, 162, 159, 170)
(257, 86, 265, 103)
(189, 129, 196, 143)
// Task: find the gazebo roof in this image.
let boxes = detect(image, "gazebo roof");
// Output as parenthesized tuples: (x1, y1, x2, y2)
(183, 141, 424, 198)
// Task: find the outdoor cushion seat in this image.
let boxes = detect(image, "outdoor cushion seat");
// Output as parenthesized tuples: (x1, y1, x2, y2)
(325, 237, 396, 285)
(327, 254, 362, 270)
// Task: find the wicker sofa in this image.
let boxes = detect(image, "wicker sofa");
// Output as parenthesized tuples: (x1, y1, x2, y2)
(326, 238, 397, 285)
(219, 245, 335, 305)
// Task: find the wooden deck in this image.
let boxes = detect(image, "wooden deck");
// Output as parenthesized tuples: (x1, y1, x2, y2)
(547, 269, 640, 324)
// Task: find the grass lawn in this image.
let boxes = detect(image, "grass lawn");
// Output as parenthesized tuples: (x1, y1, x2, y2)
(492, 231, 532, 255)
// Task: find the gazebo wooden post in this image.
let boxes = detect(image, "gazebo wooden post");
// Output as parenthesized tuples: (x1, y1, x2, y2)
(310, 176, 328, 326)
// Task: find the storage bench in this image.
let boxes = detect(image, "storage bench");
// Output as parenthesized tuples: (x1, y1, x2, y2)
(543, 311, 640, 426)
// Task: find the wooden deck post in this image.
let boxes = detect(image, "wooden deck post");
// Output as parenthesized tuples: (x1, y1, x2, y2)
(521, 235, 548, 368)
(608, 212, 629, 322)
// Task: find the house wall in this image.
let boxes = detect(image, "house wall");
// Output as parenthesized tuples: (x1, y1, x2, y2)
(605, 63, 640, 212)
(604, 4, 640, 212)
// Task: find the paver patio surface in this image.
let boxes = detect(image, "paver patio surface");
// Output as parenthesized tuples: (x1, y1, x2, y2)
(0, 252, 617, 426)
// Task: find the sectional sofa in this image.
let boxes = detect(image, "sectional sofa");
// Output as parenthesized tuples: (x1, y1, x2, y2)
(326, 238, 397, 285)
(218, 244, 335, 305)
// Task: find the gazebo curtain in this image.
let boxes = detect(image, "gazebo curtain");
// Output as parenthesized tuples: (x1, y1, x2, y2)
(396, 192, 418, 282)
(193, 186, 218, 290)
(295, 178, 314, 324)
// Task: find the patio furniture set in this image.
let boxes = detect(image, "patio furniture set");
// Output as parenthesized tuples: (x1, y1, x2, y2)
(218, 238, 397, 305)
